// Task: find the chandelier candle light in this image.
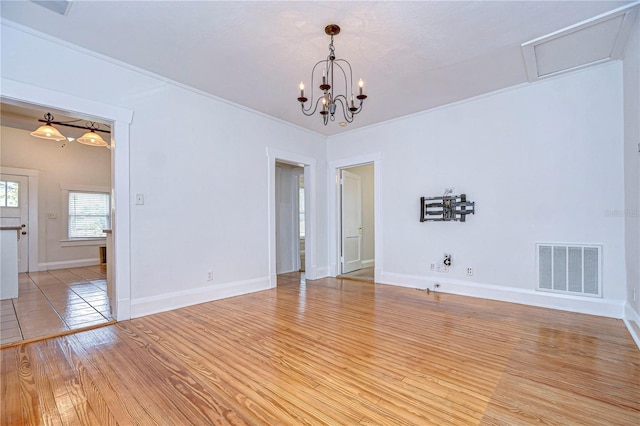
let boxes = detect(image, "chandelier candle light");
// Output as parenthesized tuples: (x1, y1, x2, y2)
(297, 24, 368, 125)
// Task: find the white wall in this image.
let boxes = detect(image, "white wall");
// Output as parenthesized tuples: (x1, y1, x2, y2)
(623, 19, 640, 342)
(328, 63, 626, 317)
(1, 23, 327, 317)
(345, 164, 374, 265)
(1, 126, 111, 269)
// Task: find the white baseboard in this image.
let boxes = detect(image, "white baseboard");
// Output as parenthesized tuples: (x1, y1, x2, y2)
(379, 271, 625, 319)
(269, 273, 277, 289)
(115, 298, 131, 321)
(328, 263, 339, 278)
(276, 267, 299, 274)
(624, 303, 640, 350)
(131, 276, 271, 318)
(312, 265, 330, 279)
(38, 258, 100, 271)
(362, 259, 375, 267)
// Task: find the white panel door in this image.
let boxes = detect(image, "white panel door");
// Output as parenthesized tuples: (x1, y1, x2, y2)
(341, 169, 362, 274)
(0, 174, 29, 273)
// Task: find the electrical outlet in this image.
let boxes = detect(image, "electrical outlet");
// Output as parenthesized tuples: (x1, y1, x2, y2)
(207, 270, 213, 281)
(466, 267, 473, 276)
(430, 263, 435, 272)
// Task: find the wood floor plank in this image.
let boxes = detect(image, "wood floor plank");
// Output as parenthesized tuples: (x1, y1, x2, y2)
(127, 318, 298, 425)
(136, 317, 316, 424)
(15, 344, 50, 424)
(144, 312, 354, 425)
(38, 338, 100, 425)
(2, 274, 639, 425)
(1, 347, 23, 424)
(29, 343, 70, 425)
(54, 336, 119, 426)
(109, 321, 252, 425)
(201, 287, 506, 407)
(61, 330, 163, 425)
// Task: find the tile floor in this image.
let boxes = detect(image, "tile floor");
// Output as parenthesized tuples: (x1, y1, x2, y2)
(338, 266, 375, 282)
(0, 265, 113, 346)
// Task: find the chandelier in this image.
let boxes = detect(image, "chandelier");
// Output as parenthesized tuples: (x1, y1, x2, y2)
(297, 24, 368, 125)
(30, 113, 110, 147)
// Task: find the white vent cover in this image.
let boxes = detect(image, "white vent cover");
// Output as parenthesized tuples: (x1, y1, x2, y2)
(522, 3, 639, 81)
(537, 243, 602, 297)
(31, 1, 72, 16)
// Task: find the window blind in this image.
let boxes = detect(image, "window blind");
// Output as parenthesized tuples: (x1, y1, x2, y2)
(68, 192, 110, 238)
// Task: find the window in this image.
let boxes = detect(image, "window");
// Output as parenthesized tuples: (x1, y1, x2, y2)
(68, 191, 110, 239)
(0, 180, 19, 207)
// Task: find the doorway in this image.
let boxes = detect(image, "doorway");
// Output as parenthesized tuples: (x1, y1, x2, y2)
(338, 163, 375, 282)
(267, 148, 317, 287)
(1, 79, 133, 325)
(0, 102, 117, 346)
(328, 153, 382, 283)
(275, 162, 305, 275)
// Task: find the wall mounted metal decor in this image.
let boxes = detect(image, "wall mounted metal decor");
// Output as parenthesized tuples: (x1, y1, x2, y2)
(420, 192, 475, 222)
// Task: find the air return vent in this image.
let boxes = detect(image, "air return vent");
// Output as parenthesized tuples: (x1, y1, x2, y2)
(32, 0, 72, 15)
(521, 4, 638, 81)
(537, 243, 601, 297)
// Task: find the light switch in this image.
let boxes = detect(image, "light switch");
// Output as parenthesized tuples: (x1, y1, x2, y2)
(47, 212, 57, 219)
(136, 193, 144, 205)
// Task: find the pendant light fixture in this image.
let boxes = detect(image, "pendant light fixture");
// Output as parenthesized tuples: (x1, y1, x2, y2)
(30, 113, 67, 141)
(297, 24, 368, 125)
(77, 129, 108, 147)
(30, 112, 111, 147)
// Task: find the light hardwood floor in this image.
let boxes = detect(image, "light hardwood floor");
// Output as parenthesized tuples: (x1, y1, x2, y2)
(1, 272, 639, 425)
(0, 266, 113, 346)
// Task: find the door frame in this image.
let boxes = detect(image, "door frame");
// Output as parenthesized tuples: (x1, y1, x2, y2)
(267, 148, 317, 286)
(0, 167, 39, 273)
(328, 153, 383, 282)
(1, 78, 134, 321)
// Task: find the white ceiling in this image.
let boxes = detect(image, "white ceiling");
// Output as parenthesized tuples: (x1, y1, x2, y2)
(1, 1, 636, 136)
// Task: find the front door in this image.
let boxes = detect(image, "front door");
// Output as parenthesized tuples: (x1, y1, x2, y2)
(341, 169, 362, 274)
(0, 174, 29, 273)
